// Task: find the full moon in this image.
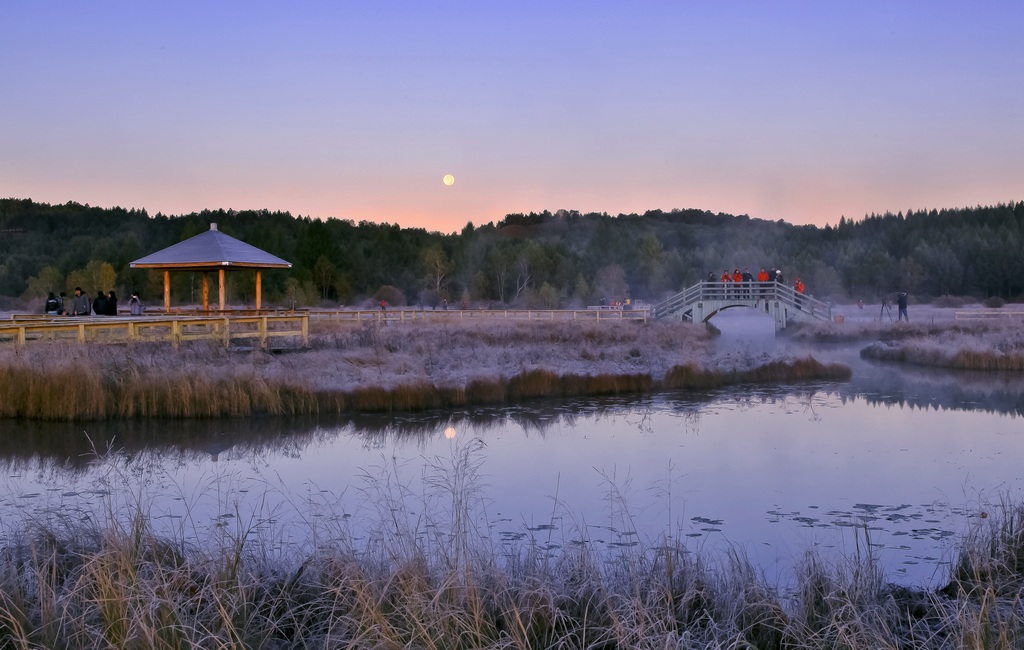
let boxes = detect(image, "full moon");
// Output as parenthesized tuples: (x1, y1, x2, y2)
(442, 174, 455, 186)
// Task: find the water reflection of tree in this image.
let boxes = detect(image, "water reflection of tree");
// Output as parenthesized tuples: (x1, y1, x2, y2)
(0, 398, 658, 473)
(841, 362, 1024, 417)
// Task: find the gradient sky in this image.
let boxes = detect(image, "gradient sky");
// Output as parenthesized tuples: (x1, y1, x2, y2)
(3, 2, 1022, 233)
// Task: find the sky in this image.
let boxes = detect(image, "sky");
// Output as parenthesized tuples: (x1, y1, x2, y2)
(2, 1, 1022, 233)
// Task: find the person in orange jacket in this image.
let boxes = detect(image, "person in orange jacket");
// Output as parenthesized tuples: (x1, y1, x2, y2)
(794, 278, 805, 309)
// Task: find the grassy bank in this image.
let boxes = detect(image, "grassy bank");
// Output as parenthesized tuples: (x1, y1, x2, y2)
(861, 339, 1024, 371)
(0, 497, 1021, 648)
(788, 318, 1024, 372)
(0, 321, 850, 420)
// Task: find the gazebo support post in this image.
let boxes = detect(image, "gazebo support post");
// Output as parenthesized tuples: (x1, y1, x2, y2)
(202, 273, 210, 311)
(218, 268, 226, 311)
(163, 271, 171, 312)
(256, 271, 262, 311)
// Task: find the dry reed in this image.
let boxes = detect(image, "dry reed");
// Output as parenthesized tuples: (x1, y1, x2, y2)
(0, 322, 854, 420)
(1, 499, 1022, 648)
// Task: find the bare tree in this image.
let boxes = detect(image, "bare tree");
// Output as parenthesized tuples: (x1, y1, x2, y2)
(513, 254, 532, 301)
(422, 245, 452, 295)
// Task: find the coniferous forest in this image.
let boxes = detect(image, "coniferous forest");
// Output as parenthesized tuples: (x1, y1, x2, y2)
(1, 197, 1022, 309)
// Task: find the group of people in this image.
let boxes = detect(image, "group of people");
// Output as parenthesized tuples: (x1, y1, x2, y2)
(707, 267, 805, 294)
(45, 287, 144, 316)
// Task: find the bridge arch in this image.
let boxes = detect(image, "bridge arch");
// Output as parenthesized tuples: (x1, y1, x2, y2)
(701, 303, 771, 324)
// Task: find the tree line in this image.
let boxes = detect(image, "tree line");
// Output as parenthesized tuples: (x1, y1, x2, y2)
(1, 198, 1022, 309)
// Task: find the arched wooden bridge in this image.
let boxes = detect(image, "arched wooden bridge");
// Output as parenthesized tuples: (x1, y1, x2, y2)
(652, 281, 831, 329)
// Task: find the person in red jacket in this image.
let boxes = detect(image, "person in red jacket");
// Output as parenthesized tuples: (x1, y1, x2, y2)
(794, 278, 805, 309)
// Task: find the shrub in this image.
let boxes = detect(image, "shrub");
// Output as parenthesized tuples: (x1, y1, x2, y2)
(373, 285, 406, 307)
(984, 296, 1005, 308)
(932, 295, 968, 308)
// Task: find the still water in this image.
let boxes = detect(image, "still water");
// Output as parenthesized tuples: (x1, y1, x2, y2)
(2, 313, 1022, 587)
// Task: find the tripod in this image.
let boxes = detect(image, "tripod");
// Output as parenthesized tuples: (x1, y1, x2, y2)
(880, 297, 893, 322)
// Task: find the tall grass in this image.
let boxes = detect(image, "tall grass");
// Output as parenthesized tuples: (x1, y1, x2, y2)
(862, 341, 1024, 371)
(1, 476, 1022, 647)
(0, 345, 317, 420)
(0, 323, 853, 420)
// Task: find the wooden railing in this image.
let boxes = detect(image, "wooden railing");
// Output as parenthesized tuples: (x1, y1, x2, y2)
(954, 310, 1024, 321)
(653, 281, 831, 322)
(306, 308, 650, 324)
(0, 314, 309, 348)
(1, 307, 654, 348)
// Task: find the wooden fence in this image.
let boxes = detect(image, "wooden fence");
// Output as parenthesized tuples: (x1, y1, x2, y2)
(1, 307, 650, 348)
(0, 314, 309, 348)
(306, 307, 650, 324)
(954, 310, 1024, 321)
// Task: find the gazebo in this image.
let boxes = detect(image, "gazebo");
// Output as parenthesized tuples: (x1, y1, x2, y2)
(130, 223, 292, 312)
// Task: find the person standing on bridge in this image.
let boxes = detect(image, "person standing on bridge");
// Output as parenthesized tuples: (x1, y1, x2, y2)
(129, 291, 143, 316)
(742, 268, 753, 298)
(45, 292, 60, 315)
(757, 268, 770, 303)
(72, 287, 91, 316)
(720, 270, 732, 298)
(794, 278, 805, 309)
(92, 291, 107, 317)
(105, 291, 118, 316)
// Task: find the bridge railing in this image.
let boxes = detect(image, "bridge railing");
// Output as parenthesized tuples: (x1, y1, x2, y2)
(652, 283, 702, 319)
(771, 282, 832, 321)
(653, 281, 831, 322)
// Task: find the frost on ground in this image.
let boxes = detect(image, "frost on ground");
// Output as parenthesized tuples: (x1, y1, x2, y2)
(788, 305, 1024, 370)
(292, 320, 721, 392)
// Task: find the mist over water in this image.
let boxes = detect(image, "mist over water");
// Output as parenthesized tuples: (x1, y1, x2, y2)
(2, 358, 1022, 587)
(709, 307, 777, 355)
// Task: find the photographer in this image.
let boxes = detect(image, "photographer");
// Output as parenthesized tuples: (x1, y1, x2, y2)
(896, 291, 909, 322)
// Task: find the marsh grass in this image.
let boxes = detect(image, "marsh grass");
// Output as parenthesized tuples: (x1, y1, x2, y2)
(0, 322, 853, 420)
(664, 357, 851, 389)
(0, 345, 317, 420)
(2, 472, 1023, 648)
(796, 317, 1024, 372)
(862, 340, 1024, 372)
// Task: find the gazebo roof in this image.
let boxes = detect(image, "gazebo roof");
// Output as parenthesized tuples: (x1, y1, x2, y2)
(130, 223, 291, 270)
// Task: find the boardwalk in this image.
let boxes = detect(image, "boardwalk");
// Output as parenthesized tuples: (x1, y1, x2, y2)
(1, 308, 648, 348)
(0, 313, 309, 348)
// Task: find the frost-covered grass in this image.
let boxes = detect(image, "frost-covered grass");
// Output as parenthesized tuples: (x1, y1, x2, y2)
(0, 321, 850, 420)
(855, 321, 1024, 371)
(790, 310, 1024, 371)
(1, 449, 1021, 649)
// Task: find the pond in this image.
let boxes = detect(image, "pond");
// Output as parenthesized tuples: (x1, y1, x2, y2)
(2, 331, 1022, 588)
